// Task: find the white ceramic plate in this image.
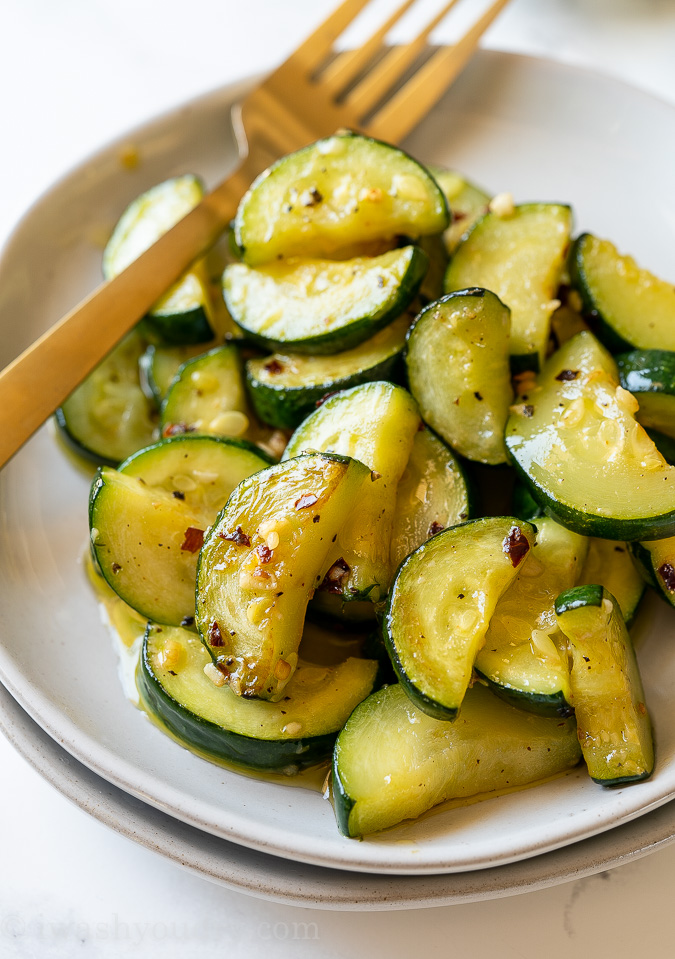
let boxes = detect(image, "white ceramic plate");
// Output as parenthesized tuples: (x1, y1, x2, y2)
(2, 51, 675, 876)
(2, 679, 675, 910)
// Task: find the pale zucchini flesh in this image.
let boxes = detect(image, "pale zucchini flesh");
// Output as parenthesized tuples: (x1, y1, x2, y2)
(578, 539, 645, 625)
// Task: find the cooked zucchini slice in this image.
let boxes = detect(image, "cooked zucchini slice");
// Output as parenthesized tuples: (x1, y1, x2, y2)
(389, 427, 472, 570)
(630, 537, 675, 609)
(195, 452, 370, 700)
(384, 516, 537, 720)
(430, 168, 490, 253)
(139, 342, 212, 406)
(475, 517, 587, 716)
(416, 234, 448, 304)
(160, 346, 249, 440)
(505, 331, 675, 540)
(405, 288, 512, 464)
(617, 349, 675, 440)
(555, 585, 654, 785)
(570, 233, 675, 352)
(223, 246, 427, 354)
(444, 203, 572, 371)
(332, 682, 580, 837)
(90, 435, 270, 626)
(140, 623, 378, 772)
(234, 133, 449, 266)
(57, 329, 156, 466)
(283, 382, 420, 606)
(578, 539, 644, 625)
(245, 315, 409, 430)
(103, 175, 214, 344)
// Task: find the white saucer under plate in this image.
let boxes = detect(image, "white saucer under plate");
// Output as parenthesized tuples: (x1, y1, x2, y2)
(2, 678, 675, 910)
(1, 50, 675, 876)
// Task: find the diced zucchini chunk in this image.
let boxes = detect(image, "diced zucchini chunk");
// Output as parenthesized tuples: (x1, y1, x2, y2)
(223, 246, 427, 354)
(555, 585, 654, 785)
(389, 427, 472, 570)
(195, 452, 370, 700)
(283, 382, 420, 607)
(570, 233, 675, 352)
(475, 517, 588, 716)
(406, 288, 512, 464)
(103, 175, 213, 344)
(234, 133, 449, 266)
(333, 683, 580, 837)
(385, 516, 537, 720)
(246, 315, 409, 431)
(89, 435, 270, 625)
(57, 329, 156, 466)
(140, 623, 378, 772)
(505, 331, 675, 540)
(445, 203, 572, 370)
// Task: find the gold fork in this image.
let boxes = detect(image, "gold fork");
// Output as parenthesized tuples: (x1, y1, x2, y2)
(0, 0, 510, 470)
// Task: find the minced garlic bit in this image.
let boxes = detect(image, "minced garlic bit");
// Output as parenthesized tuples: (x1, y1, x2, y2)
(283, 721, 303, 737)
(615, 385, 640, 414)
(266, 530, 280, 550)
(208, 410, 249, 437)
(204, 662, 226, 686)
(274, 658, 292, 681)
(489, 192, 515, 217)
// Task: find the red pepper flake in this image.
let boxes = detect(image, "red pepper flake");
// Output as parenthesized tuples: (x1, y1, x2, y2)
(219, 525, 251, 547)
(370, 471, 382, 482)
(428, 521, 444, 537)
(502, 526, 530, 568)
(555, 369, 580, 382)
(255, 544, 273, 564)
(209, 621, 224, 647)
(658, 562, 675, 592)
(111, 562, 122, 574)
(162, 422, 195, 438)
(181, 527, 204, 553)
(315, 391, 338, 409)
(638, 701, 647, 716)
(295, 493, 318, 510)
(263, 359, 284, 375)
(318, 558, 351, 594)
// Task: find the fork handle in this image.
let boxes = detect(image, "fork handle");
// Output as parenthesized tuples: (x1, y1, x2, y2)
(0, 162, 253, 470)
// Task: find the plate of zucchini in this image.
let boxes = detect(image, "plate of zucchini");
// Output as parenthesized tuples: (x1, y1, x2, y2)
(1, 50, 675, 876)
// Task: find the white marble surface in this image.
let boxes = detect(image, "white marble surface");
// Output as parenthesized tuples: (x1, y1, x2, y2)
(2, 1, 675, 956)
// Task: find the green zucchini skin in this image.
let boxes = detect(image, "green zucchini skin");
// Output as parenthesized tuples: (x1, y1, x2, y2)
(332, 682, 580, 837)
(616, 349, 675, 440)
(405, 288, 512, 465)
(57, 329, 156, 467)
(555, 585, 654, 786)
(139, 342, 213, 407)
(570, 233, 675, 354)
(511, 480, 544, 521)
(245, 315, 409, 431)
(234, 132, 449, 266)
(384, 516, 537, 721)
(505, 331, 675, 541)
(103, 175, 214, 345)
(223, 246, 428, 355)
(139, 624, 377, 772)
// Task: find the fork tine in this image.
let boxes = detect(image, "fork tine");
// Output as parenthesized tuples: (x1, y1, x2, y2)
(288, 0, 373, 73)
(320, 0, 417, 96)
(344, 0, 461, 117)
(366, 0, 511, 142)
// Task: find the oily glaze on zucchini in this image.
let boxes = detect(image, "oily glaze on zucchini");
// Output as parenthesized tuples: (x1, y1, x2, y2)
(505, 330, 675, 540)
(444, 203, 572, 371)
(195, 452, 370, 701)
(57, 329, 156, 466)
(103, 175, 214, 344)
(90, 435, 270, 625)
(389, 427, 472, 570)
(160, 345, 250, 440)
(555, 585, 654, 785)
(570, 233, 675, 352)
(245, 315, 409, 430)
(617, 349, 675, 440)
(223, 246, 427, 354)
(405, 288, 512, 464)
(283, 382, 420, 608)
(475, 517, 588, 716)
(384, 516, 537, 720)
(234, 132, 449, 266)
(578, 539, 644, 625)
(332, 682, 580, 837)
(140, 623, 378, 772)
